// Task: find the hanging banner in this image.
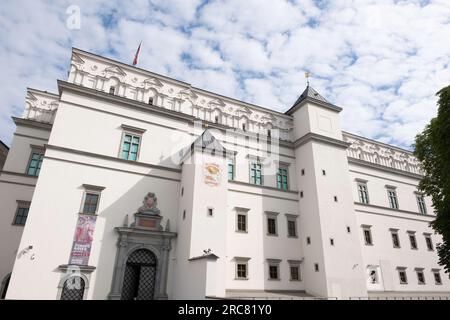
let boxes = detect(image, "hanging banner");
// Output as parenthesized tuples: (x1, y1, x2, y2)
(69, 214, 97, 265)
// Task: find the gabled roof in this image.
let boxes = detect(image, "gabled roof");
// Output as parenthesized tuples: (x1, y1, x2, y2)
(191, 129, 227, 154)
(292, 86, 328, 106)
(285, 85, 342, 115)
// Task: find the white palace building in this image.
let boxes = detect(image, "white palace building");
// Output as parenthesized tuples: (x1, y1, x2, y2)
(0, 48, 449, 300)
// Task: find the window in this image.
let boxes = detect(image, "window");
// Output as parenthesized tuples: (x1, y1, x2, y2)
(277, 167, 288, 190)
(433, 270, 442, 285)
(357, 182, 369, 204)
(330, 238, 335, 246)
(362, 226, 373, 245)
(424, 234, 433, 251)
(120, 133, 141, 161)
(398, 268, 408, 284)
(60, 276, 85, 300)
(242, 123, 246, 131)
(250, 163, 262, 185)
(390, 229, 400, 248)
(26, 150, 44, 176)
(83, 193, 99, 214)
(234, 258, 250, 280)
(416, 270, 425, 285)
(408, 232, 417, 249)
(416, 194, 427, 214)
(109, 86, 115, 95)
(267, 129, 271, 138)
(306, 236, 311, 245)
(181, 187, 184, 196)
(207, 208, 214, 217)
(183, 210, 186, 220)
(148, 97, 153, 105)
(369, 269, 378, 284)
(13, 201, 30, 225)
(288, 261, 301, 281)
(287, 220, 297, 237)
(267, 259, 281, 280)
(322, 169, 326, 176)
(334, 196, 338, 202)
(347, 226, 351, 233)
(387, 188, 399, 209)
(265, 211, 278, 236)
(300, 191, 304, 198)
(228, 158, 235, 181)
(80, 184, 104, 215)
(237, 214, 247, 232)
(301, 169, 305, 176)
(314, 263, 319, 272)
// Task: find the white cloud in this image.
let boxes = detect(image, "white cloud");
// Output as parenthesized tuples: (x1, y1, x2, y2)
(0, 0, 449, 151)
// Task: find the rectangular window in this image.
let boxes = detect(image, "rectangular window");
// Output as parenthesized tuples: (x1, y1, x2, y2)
(237, 214, 247, 232)
(409, 233, 418, 249)
(27, 152, 44, 176)
(250, 163, 262, 185)
(387, 189, 399, 209)
(369, 268, 379, 284)
(207, 208, 214, 216)
(363, 227, 373, 245)
(236, 263, 247, 279)
(109, 86, 115, 94)
(13, 201, 30, 226)
(425, 235, 434, 251)
(314, 263, 319, 272)
(287, 220, 297, 237)
(358, 183, 369, 204)
(290, 266, 300, 281)
(267, 218, 277, 235)
(277, 167, 288, 190)
(416, 195, 427, 214)
(269, 265, 279, 280)
(228, 158, 235, 181)
(120, 133, 141, 161)
(83, 193, 99, 214)
(398, 269, 408, 284)
(416, 270, 425, 285)
(433, 271, 442, 285)
(391, 230, 400, 248)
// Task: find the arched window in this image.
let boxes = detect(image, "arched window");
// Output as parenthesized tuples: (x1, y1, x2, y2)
(60, 276, 85, 300)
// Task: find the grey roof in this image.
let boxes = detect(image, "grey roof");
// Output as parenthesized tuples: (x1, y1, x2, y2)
(292, 86, 328, 107)
(191, 129, 227, 154)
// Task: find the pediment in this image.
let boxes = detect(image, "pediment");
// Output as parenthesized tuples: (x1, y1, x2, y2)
(179, 88, 198, 100)
(104, 65, 127, 77)
(143, 77, 163, 87)
(236, 106, 252, 115)
(26, 91, 38, 102)
(72, 52, 85, 65)
(208, 98, 226, 108)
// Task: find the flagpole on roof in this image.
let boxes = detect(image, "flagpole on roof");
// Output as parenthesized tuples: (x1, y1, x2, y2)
(132, 41, 142, 66)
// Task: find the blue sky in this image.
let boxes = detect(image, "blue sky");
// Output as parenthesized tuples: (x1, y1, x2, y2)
(1, 0, 449, 150)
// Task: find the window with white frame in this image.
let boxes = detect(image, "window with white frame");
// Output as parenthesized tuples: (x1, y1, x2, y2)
(368, 266, 379, 284)
(277, 165, 289, 191)
(119, 125, 146, 161)
(288, 260, 301, 281)
(235, 257, 250, 280)
(228, 157, 235, 181)
(397, 267, 408, 284)
(249, 162, 262, 185)
(408, 231, 418, 250)
(357, 180, 369, 204)
(390, 229, 401, 248)
(267, 259, 281, 280)
(386, 187, 399, 209)
(265, 211, 279, 236)
(285, 214, 298, 238)
(26, 146, 45, 177)
(362, 225, 373, 245)
(432, 269, 442, 285)
(416, 194, 427, 214)
(416, 269, 425, 285)
(424, 234, 434, 251)
(80, 184, 105, 215)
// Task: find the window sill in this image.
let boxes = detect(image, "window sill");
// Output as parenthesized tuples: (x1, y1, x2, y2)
(400, 282, 408, 285)
(266, 233, 278, 237)
(290, 279, 302, 282)
(287, 235, 298, 239)
(79, 212, 97, 216)
(234, 277, 249, 281)
(365, 243, 374, 246)
(11, 223, 25, 227)
(235, 230, 248, 234)
(268, 278, 281, 281)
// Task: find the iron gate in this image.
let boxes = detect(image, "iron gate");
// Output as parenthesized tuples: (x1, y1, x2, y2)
(121, 249, 157, 300)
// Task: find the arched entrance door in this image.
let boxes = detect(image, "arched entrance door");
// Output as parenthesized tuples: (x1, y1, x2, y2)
(121, 249, 157, 300)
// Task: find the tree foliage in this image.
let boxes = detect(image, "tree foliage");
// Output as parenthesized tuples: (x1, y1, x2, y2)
(414, 85, 450, 276)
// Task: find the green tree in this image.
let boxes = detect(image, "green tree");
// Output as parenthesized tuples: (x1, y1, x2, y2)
(414, 85, 450, 277)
